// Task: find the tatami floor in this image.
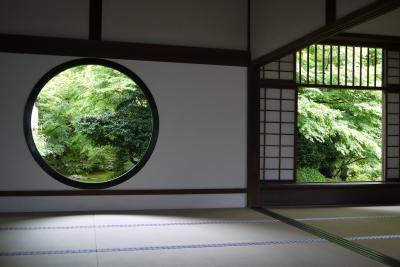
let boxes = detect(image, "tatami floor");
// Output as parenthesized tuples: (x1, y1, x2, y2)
(0, 207, 398, 267)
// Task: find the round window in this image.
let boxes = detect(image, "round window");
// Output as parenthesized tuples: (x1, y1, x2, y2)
(24, 58, 159, 189)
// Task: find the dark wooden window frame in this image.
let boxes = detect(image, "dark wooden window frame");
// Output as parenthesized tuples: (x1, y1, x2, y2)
(296, 43, 386, 183)
(252, 41, 400, 207)
(297, 44, 384, 89)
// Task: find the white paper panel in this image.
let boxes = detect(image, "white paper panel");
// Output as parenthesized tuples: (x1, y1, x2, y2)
(281, 100, 295, 111)
(388, 103, 400, 113)
(282, 89, 296, 99)
(388, 136, 400, 146)
(266, 99, 281, 110)
(265, 146, 280, 157)
(387, 158, 399, 168)
(387, 147, 400, 157)
(266, 123, 280, 134)
(281, 135, 294, 146)
(265, 158, 279, 169)
(388, 125, 400, 135)
(386, 169, 399, 179)
(265, 135, 280, 146)
(265, 71, 279, 79)
(265, 88, 281, 98)
(387, 93, 400, 102)
(281, 124, 295, 134)
(280, 72, 294, 80)
(280, 170, 294, 180)
(281, 147, 294, 157)
(281, 112, 295, 123)
(388, 77, 400, 85)
(266, 111, 281, 122)
(281, 158, 294, 169)
(265, 170, 279, 180)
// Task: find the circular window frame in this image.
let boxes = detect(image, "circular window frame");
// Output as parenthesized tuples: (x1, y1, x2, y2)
(24, 58, 159, 189)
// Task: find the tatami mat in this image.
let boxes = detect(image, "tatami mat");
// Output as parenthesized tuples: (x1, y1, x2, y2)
(96, 242, 383, 267)
(271, 205, 400, 260)
(0, 208, 388, 267)
(271, 206, 400, 219)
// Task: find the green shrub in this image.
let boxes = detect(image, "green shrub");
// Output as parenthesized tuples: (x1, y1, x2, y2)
(297, 167, 326, 183)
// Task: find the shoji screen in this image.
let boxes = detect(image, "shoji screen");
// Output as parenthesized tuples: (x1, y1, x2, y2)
(386, 50, 400, 180)
(260, 55, 294, 80)
(387, 50, 400, 86)
(259, 55, 297, 182)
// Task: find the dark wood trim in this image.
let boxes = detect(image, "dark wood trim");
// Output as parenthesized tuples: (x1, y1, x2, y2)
(324, 33, 400, 49)
(261, 182, 400, 206)
(0, 34, 249, 66)
(247, 0, 251, 59)
(89, 0, 102, 40)
(383, 89, 388, 180)
(0, 188, 247, 197)
(252, 0, 400, 67)
(298, 83, 384, 91)
(263, 182, 400, 189)
(293, 84, 299, 183)
(258, 79, 297, 89)
(254, 208, 400, 266)
(247, 65, 261, 207)
(383, 48, 389, 182)
(387, 85, 400, 92)
(325, 0, 336, 25)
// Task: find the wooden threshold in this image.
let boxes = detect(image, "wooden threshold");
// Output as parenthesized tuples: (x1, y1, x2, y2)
(0, 188, 247, 197)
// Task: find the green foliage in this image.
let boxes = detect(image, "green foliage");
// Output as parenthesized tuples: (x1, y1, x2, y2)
(297, 88, 382, 182)
(296, 45, 383, 87)
(78, 89, 152, 166)
(297, 168, 326, 183)
(296, 44, 383, 183)
(33, 65, 152, 182)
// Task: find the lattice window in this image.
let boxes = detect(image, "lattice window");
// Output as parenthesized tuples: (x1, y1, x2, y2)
(257, 45, 399, 183)
(386, 91, 400, 179)
(259, 88, 296, 181)
(260, 55, 294, 81)
(296, 44, 383, 88)
(387, 50, 400, 85)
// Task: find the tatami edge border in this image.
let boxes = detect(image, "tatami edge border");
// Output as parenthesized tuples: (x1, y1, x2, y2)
(253, 207, 400, 267)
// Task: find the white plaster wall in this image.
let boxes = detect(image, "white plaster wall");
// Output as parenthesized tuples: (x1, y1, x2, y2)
(0, 53, 246, 210)
(0, 194, 246, 212)
(251, 0, 381, 60)
(0, 0, 89, 39)
(0, 0, 247, 50)
(251, 0, 325, 60)
(102, 0, 247, 50)
(346, 7, 400, 36)
(336, 0, 376, 19)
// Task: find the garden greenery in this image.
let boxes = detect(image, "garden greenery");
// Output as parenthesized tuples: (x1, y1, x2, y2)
(31, 65, 153, 183)
(297, 88, 382, 182)
(296, 45, 383, 182)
